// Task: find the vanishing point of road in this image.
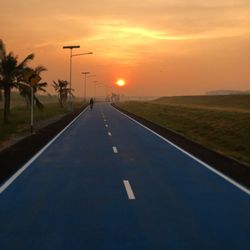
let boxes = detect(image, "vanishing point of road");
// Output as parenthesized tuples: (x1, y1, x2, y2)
(0, 103, 250, 250)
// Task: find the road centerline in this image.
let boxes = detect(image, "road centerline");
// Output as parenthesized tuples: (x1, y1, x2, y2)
(123, 180, 136, 200)
(112, 146, 118, 154)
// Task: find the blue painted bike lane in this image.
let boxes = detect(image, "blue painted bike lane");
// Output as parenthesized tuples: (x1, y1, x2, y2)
(102, 103, 250, 250)
(0, 104, 145, 250)
(0, 103, 250, 250)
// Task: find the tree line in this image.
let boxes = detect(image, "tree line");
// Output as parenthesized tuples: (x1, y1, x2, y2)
(0, 39, 72, 123)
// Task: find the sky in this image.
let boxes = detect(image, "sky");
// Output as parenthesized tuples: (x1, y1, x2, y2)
(1, 0, 250, 97)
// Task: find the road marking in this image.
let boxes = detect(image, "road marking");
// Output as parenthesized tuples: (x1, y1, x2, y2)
(114, 106, 250, 196)
(104, 119, 107, 122)
(105, 124, 108, 128)
(123, 180, 136, 200)
(113, 146, 118, 154)
(0, 106, 89, 194)
(108, 132, 112, 136)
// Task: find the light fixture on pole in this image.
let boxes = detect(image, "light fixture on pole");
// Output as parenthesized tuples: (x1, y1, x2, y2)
(62, 45, 80, 110)
(86, 74, 96, 100)
(72, 52, 93, 57)
(63, 46, 93, 110)
(93, 81, 101, 100)
(105, 83, 113, 100)
(81, 71, 90, 102)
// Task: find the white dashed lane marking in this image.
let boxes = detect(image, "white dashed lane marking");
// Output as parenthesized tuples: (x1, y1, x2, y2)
(112, 146, 118, 154)
(123, 180, 136, 200)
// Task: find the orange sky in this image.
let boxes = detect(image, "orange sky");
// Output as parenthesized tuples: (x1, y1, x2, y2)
(1, 0, 250, 97)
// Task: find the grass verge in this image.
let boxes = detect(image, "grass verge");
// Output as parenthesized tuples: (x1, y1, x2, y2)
(116, 99, 250, 165)
(0, 101, 84, 146)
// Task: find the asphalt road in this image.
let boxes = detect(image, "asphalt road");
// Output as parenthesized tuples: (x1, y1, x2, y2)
(0, 103, 250, 250)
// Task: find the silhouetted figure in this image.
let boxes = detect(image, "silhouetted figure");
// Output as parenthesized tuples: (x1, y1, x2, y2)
(89, 98, 94, 110)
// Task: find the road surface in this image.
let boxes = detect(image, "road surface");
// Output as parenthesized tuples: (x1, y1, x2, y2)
(0, 103, 250, 250)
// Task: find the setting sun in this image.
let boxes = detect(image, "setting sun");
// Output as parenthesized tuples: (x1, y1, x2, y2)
(116, 78, 126, 87)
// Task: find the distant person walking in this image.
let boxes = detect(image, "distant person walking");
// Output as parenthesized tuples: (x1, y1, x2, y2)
(89, 98, 94, 110)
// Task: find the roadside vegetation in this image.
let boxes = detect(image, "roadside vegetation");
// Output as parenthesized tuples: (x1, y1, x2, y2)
(52, 79, 71, 108)
(153, 95, 250, 112)
(117, 95, 250, 165)
(0, 92, 83, 146)
(0, 99, 83, 145)
(0, 39, 85, 147)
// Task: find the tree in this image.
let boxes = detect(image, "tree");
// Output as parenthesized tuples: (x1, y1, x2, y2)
(111, 92, 120, 102)
(0, 40, 4, 102)
(18, 65, 48, 109)
(0, 39, 34, 122)
(52, 80, 71, 107)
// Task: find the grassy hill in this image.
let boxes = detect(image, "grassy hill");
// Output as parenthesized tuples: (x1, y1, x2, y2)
(153, 95, 250, 112)
(117, 95, 250, 165)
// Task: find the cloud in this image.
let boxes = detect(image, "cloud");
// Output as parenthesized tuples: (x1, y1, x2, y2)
(1, 0, 250, 95)
(2, 0, 250, 42)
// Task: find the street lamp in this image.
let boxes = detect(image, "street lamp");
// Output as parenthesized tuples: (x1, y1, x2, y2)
(99, 83, 109, 99)
(93, 81, 101, 100)
(86, 74, 96, 100)
(72, 52, 93, 57)
(62, 45, 80, 110)
(63, 45, 93, 110)
(102, 83, 110, 101)
(87, 74, 96, 78)
(81, 71, 90, 102)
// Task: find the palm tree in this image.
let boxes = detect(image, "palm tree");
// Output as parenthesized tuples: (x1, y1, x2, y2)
(52, 80, 71, 107)
(0, 39, 34, 122)
(0, 40, 5, 103)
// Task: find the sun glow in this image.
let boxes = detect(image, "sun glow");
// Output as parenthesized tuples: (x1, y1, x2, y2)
(116, 78, 126, 87)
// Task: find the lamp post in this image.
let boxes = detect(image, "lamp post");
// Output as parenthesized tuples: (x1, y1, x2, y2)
(62, 45, 80, 110)
(99, 83, 109, 100)
(63, 45, 93, 110)
(86, 74, 96, 100)
(93, 81, 101, 100)
(81, 72, 90, 102)
(104, 83, 113, 101)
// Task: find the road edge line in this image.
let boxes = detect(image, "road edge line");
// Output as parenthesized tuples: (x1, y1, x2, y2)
(0, 106, 88, 194)
(113, 106, 250, 196)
